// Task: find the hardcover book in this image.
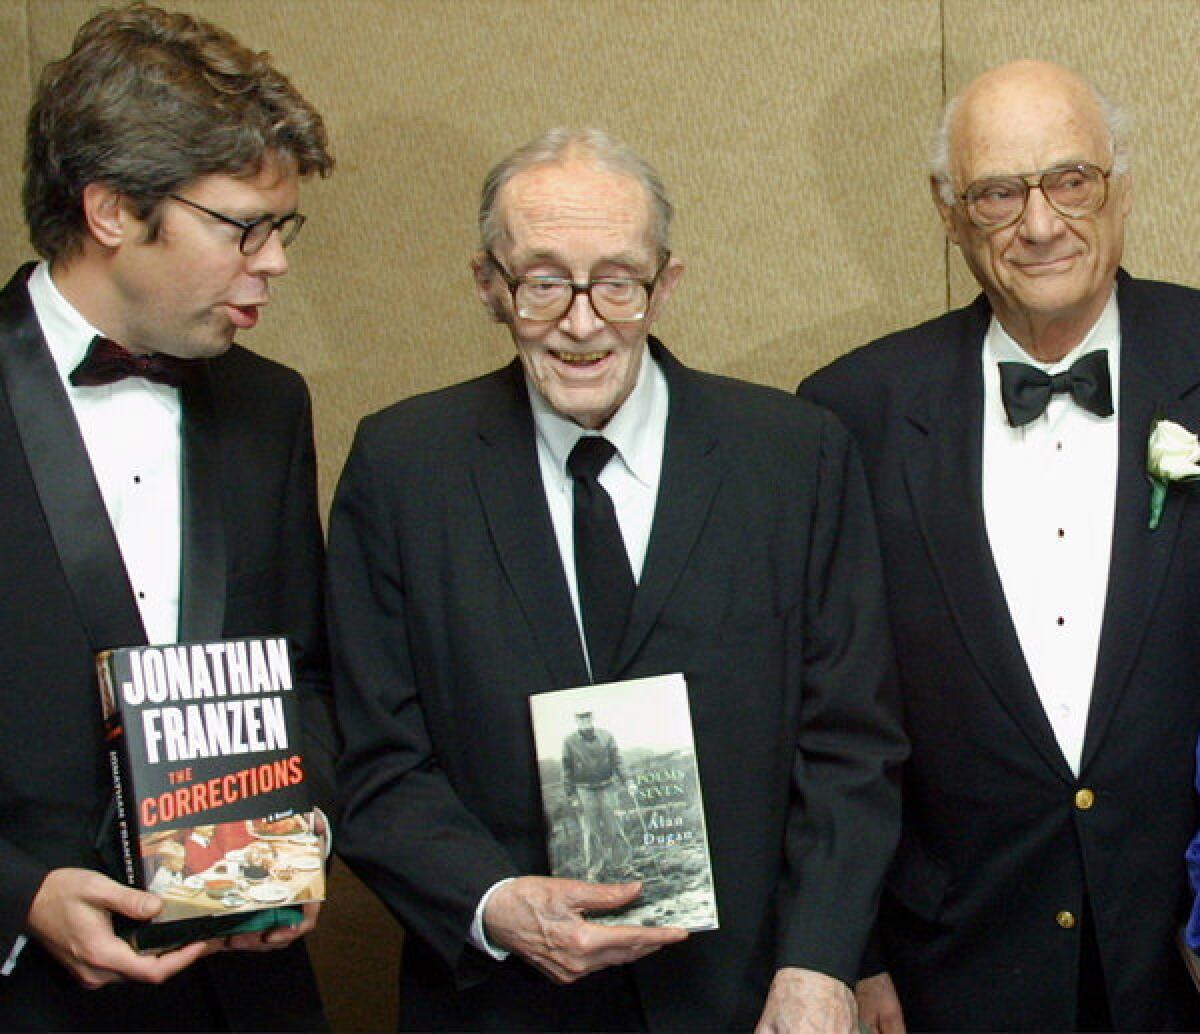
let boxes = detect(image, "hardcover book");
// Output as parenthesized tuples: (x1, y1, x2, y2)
(529, 672, 719, 931)
(96, 636, 325, 951)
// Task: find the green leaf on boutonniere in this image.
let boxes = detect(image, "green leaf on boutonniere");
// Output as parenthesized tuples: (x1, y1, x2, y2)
(1148, 479, 1168, 531)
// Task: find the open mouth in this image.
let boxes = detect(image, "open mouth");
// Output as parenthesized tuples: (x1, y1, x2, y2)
(550, 349, 609, 366)
(225, 303, 262, 329)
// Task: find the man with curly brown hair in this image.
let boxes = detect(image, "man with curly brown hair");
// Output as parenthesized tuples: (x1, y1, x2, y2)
(0, 5, 336, 1028)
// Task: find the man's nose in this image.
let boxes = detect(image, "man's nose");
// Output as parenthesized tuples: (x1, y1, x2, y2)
(247, 227, 290, 277)
(1017, 185, 1066, 241)
(559, 285, 604, 337)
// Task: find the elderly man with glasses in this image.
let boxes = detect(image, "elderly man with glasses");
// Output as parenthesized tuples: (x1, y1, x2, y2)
(327, 127, 906, 1032)
(801, 59, 1200, 1032)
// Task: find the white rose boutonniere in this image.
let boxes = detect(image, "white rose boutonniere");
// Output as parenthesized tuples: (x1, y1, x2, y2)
(1146, 418, 1200, 529)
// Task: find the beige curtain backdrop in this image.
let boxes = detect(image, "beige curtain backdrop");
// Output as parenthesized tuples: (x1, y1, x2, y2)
(4, 1, 1198, 1027)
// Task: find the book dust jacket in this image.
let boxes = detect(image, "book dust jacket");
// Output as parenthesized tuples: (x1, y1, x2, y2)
(530, 672, 718, 931)
(96, 636, 324, 951)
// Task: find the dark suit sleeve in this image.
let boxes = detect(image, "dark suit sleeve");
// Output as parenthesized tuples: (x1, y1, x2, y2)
(0, 840, 52, 964)
(279, 384, 339, 816)
(327, 424, 519, 982)
(798, 369, 897, 981)
(777, 410, 906, 984)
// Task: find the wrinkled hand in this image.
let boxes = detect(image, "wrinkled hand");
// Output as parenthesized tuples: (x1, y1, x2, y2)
(755, 967, 857, 1034)
(220, 901, 320, 953)
(26, 868, 212, 989)
(855, 971, 905, 1034)
(483, 875, 687, 984)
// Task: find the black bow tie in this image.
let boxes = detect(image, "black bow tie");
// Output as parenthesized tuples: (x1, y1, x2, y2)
(70, 336, 200, 389)
(997, 350, 1113, 428)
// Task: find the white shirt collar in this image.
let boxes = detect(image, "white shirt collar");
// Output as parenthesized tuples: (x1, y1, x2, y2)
(26, 261, 105, 387)
(527, 342, 667, 488)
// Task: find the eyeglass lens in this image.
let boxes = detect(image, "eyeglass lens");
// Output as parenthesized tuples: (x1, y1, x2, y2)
(515, 280, 648, 322)
(966, 164, 1107, 228)
(242, 213, 303, 254)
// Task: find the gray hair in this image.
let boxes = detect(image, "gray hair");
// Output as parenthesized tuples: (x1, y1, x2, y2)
(478, 128, 673, 259)
(929, 76, 1131, 205)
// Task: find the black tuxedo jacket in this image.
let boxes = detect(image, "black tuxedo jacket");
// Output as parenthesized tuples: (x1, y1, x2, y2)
(800, 271, 1200, 1031)
(328, 339, 907, 1031)
(0, 265, 336, 1030)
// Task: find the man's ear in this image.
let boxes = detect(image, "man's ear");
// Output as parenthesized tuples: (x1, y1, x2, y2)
(930, 177, 961, 246)
(642, 256, 683, 329)
(471, 251, 508, 323)
(81, 182, 129, 249)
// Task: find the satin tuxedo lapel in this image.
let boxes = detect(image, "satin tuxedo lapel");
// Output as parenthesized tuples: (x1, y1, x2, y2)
(178, 372, 226, 641)
(1082, 272, 1200, 769)
(0, 266, 145, 651)
(901, 296, 1071, 776)
(614, 341, 721, 674)
(472, 361, 591, 689)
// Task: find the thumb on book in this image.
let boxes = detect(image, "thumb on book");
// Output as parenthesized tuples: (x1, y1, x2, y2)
(102, 881, 165, 922)
(568, 879, 643, 911)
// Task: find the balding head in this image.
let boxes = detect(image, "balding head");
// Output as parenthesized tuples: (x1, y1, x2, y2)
(927, 60, 1133, 360)
(932, 61, 1129, 205)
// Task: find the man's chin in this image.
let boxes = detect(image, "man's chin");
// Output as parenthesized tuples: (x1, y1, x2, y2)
(175, 329, 238, 361)
(545, 384, 630, 430)
(1003, 277, 1097, 319)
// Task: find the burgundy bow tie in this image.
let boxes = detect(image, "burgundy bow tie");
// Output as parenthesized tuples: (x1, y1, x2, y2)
(70, 336, 200, 389)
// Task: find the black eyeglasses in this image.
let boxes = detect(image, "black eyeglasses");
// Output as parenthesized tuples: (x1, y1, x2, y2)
(485, 250, 669, 324)
(957, 163, 1112, 231)
(166, 194, 306, 255)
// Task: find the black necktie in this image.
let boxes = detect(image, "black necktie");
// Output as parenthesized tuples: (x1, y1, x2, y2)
(568, 436, 635, 682)
(997, 350, 1113, 428)
(70, 336, 200, 389)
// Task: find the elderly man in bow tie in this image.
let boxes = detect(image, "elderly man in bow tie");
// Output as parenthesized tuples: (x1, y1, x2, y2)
(0, 5, 337, 1029)
(801, 59, 1200, 1032)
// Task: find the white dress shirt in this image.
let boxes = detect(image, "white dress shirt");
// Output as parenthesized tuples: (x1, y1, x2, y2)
(981, 291, 1120, 775)
(469, 343, 669, 958)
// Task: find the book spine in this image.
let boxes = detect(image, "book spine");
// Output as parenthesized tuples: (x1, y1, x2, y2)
(99, 652, 141, 890)
(107, 739, 138, 888)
